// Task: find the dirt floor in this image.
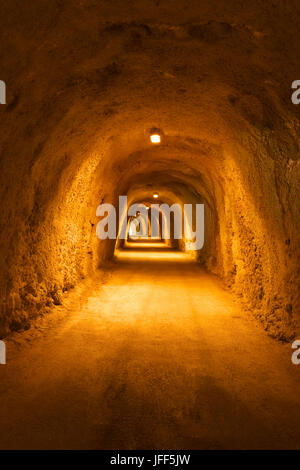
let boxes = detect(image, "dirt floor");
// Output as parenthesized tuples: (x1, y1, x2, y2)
(0, 243, 299, 450)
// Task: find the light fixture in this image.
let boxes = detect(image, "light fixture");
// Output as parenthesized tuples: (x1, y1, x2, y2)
(150, 134, 161, 144)
(153, 193, 159, 198)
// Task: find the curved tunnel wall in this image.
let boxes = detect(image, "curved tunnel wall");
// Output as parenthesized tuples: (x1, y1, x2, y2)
(0, 1, 299, 340)
(114, 176, 215, 261)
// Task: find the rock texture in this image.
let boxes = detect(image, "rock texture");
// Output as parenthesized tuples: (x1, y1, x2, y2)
(0, 0, 299, 339)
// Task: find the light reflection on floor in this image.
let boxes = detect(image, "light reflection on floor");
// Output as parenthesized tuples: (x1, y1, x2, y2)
(115, 239, 195, 263)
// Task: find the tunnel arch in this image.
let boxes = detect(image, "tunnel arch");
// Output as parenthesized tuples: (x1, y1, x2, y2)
(0, 0, 299, 342)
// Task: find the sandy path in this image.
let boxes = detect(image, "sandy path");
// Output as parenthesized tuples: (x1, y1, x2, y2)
(0, 246, 299, 449)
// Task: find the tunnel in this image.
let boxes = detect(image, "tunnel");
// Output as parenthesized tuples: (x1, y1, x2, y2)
(0, 0, 300, 451)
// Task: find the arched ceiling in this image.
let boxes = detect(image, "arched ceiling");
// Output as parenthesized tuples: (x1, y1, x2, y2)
(0, 0, 299, 339)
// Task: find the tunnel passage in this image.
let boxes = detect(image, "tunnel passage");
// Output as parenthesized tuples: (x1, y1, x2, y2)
(0, 0, 300, 342)
(114, 175, 213, 261)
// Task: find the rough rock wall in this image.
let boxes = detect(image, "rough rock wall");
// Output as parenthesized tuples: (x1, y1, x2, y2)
(0, 0, 299, 339)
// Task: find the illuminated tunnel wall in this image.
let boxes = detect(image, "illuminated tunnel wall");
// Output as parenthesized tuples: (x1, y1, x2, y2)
(0, 1, 299, 341)
(115, 175, 213, 260)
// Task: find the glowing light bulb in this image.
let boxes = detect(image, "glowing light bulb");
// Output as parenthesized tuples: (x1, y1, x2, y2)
(150, 134, 161, 144)
(153, 193, 159, 198)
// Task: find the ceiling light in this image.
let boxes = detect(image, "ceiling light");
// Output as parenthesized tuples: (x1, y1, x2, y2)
(150, 134, 161, 144)
(153, 193, 159, 198)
